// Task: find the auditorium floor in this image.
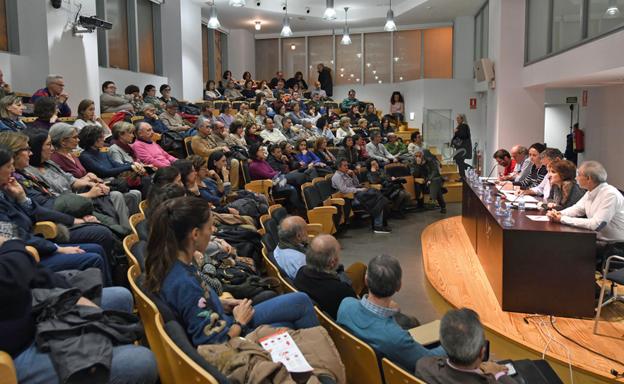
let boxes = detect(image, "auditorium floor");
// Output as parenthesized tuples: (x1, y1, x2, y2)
(337, 202, 462, 324)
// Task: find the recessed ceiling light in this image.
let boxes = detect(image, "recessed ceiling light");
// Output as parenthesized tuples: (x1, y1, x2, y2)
(254, 21, 261, 31)
(378, 80, 382, 84)
(291, 44, 296, 50)
(399, 76, 403, 81)
(340, 73, 344, 77)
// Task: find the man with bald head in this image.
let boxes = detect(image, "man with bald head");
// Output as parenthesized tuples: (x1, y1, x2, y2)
(499, 145, 531, 182)
(273, 216, 309, 280)
(294, 234, 361, 318)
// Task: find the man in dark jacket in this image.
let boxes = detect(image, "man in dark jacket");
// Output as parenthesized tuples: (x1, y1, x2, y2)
(0, 234, 158, 384)
(294, 234, 364, 319)
(416, 308, 516, 383)
(317, 63, 333, 97)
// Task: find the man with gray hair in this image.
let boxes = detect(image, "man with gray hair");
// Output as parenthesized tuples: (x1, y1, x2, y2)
(294, 234, 366, 318)
(416, 308, 515, 383)
(548, 160, 624, 263)
(31, 74, 71, 117)
(500, 145, 531, 183)
(337, 254, 445, 372)
(273, 216, 309, 280)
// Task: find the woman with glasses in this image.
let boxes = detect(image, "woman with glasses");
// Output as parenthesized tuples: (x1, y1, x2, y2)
(159, 84, 178, 104)
(142, 84, 165, 114)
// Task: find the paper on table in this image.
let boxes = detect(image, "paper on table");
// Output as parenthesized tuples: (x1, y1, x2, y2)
(259, 329, 313, 373)
(526, 215, 550, 222)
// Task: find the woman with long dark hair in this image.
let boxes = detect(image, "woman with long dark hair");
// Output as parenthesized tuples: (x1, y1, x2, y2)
(144, 196, 318, 346)
(389, 91, 405, 122)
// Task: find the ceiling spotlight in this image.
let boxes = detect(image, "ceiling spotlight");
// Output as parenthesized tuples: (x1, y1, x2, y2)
(384, 0, 397, 32)
(341, 7, 352, 45)
(229, 0, 246, 7)
(323, 0, 337, 20)
(605, 0, 621, 17)
(254, 21, 261, 31)
(393, 56, 399, 62)
(340, 67, 344, 72)
(207, 1, 221, 29)
(280, 0, 293, 37)
(375, 75, 379, 79)
(378, 80, 383, 84)
(291, 44, 296, 50)
(330, 60, 334, 64)
(356, 78, 360, 82)
(366, 62, 371, 67)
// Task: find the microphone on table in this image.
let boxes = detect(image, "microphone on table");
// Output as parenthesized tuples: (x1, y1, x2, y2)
(483, 164, 498, 185)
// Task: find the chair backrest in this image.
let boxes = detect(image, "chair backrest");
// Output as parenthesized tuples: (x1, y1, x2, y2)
(385, 163, 411, 177)
(122, 234, 141, 272)
(241, 160, 251, 184)
(381, 357, 428, 384)
(315, 308, 384, 384)
(184, 136, 194, 156)
(261, 232, 277, 253)
(269, 205, 288, 224)
(261, 246, 281, 281)
(0, 351, 16, 384)
(138, 200, 148, 216)
(155, 314, 221, 384)
(127, 265, 175, 384)
(278, 271, 297, 294)
(314, 178, 335, 201)
(129, 212, 145, 237)
(302, 182, 324, 211)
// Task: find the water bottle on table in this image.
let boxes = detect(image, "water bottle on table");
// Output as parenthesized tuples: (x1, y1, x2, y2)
(518, 198, 525, 212)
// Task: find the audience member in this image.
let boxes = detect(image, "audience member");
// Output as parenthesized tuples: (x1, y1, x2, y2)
(336, 117, 356, 144)
(108, 121, 146, 168)
(286, 71, 308, 91)
(29, 97, 58, 131)
(100, 81, 134, 113)
(159, 84, 178, 104)
(522, 147, 562, 198)
(340, 89, 359, 113)
(407, 131, 428, 156)
(0, 95, 26, 132)
(317, 63, 333, 96)
(159, 101, 192, 134)
(73, 99, 112, 136)
(364, 103, 380, 126)
(385, 132, 409, 161)
(366, 158, 411, 218)
(347, 104, 361, 125)
(313, 137, 336, 168)
(310, 81, 327, 99)
(337, 136, 360, 167)
(124, 84, 144, 112)
(416, 308, 513, 383)
(235, 102, 255, 127)
(366, 132, 397, 166)
(412, 150, 446, 213)
(131, 121, 177, 168)
(270, 71, 285, 88)
(332, 159, 391, 233)
(379, 116, 395, 136)
(338, 254, 445, 371)
(244, 122, 262, 146)
(255, 80, 273, 99)
(390, 91, 405, 122)
(142, 84, 165, 114)
(547, 161, 624, 264)
(273, 216, 309, 280)
(195, 104, 215, 130)
(316, 116, 336, 144)
(216, 102, 234, 130)
(451, 113, 472, 179)
(143, 196, 319, 346)
(141, 104, 169, 134)
(204, 79, 223, 100)
(31, 74, 71, 117)
(225, 120, 249, 152)
(0, 69, 13, 98)
(224, 80, 244, 100)
(0, 236, 158, 384)
(259, 117, 288, 144)
(241, 80, 256, 99)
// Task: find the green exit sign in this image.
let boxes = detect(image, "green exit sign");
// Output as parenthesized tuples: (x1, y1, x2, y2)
(566, 97, 578, 103)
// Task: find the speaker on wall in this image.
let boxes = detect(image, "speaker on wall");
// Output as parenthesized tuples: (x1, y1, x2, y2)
(474, 58, 495, 83)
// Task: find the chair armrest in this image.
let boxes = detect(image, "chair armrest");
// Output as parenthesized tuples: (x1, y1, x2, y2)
(332, 192, 354, 199)
(324, 197, 345, 206)
(414, 178, 425, 184)
(33, 221, 58, 239)
(245, 180, 272, 196)
(306, 223, 324, 237)
(25, 246, 40, 263)
(369, 184, 382, 190)
(0, 350, 17, 384)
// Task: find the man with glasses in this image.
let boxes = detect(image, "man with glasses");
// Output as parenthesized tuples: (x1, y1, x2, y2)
(31, 74, 71, 117)
(100, 81, 134, 113)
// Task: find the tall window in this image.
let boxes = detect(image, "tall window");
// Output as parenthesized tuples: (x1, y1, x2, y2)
(137, 0, 156, 74)
(308, 35, 333, 86)
(0, 0, 7, 52)
(552, 0, 582, 52)
(364, 33, 390, 84)
(255, 39, 279, 82)
(526, 0, 550, 62)
(474, 2, 489, 61)
(202, 25, 209, 84)
(106, 0, 130, 70)
(281, 38, 305, 82)
(335, 34, 361, 86)
(214, 30, 224, 80)
(393, 30, 421, 82)
(423, 27, 453, 79)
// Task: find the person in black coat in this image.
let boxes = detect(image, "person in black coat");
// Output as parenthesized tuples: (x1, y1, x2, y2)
(317, 63, 333, 97)
(451, 113, 472, 179)
(285, 71, 308, 91)
(294, 234, 359, 319)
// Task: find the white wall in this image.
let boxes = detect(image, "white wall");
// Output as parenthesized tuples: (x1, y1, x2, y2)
(180, 0, 203, 101)
(228, 29, 255, 79)
(99, 67, 168, 95)
(453, 16, 475, 80)
(544, 105, 570, 153)
(582, 85, 624, 189)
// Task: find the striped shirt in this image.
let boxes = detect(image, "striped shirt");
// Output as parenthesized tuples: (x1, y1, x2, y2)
(516, 164, 547, 189)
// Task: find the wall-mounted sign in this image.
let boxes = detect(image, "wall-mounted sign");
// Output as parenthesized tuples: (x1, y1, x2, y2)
(470, 98, 477, 109)
(566, 97, 578, 104)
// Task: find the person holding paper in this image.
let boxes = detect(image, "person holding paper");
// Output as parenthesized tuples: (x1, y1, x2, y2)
(547, 161, 624, 265)
(499, 145, 530, 183)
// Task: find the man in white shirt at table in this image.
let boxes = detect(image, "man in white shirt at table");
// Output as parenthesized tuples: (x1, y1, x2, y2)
(547, 160, 624, 264)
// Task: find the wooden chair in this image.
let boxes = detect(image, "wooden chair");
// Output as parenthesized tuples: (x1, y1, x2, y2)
(183, 136, 194, 156)
(278, 271, 297, 294)
(129, 212, 145, 237)
(33, 221, 57, 239)
(385, 163, 416, 200)
(26, 245, 40, 263)
(21, 116, 37, 124)
(301, 182, 338, 234)
(138, 200, 148, 216)
(382, 357, 428, 384)
(58, 116, 77, 123)
(123, 233, 141, 272)
(154, 313, 220, 384)
(0, 351, 16, 384)
(315, 308, 384, 384)
(100, 112, 116, 125)
(127, 265, 175, 384)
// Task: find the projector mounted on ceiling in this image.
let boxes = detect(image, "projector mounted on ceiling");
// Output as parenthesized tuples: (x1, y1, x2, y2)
(73, 15, 113, 35)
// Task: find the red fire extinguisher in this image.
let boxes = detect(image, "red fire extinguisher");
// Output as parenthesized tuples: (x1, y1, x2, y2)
(573, 126, 585, 153)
